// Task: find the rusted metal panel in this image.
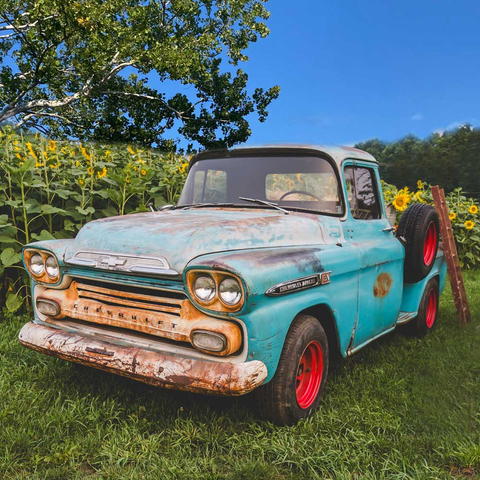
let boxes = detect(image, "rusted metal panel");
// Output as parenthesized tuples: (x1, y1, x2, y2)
(19, 322, 267, 396)
(37, 281, 242, 356)
(63, 208, 345, 274)
(373, 273, 393, 298)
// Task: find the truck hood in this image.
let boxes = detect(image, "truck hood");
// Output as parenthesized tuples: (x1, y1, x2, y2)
(64, 208, 343, 273)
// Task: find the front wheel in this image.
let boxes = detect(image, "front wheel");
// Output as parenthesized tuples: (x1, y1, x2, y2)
(255, 315, 329, 425)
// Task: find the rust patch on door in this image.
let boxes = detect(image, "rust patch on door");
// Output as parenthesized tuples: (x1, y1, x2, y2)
(373, 273, 393, 297)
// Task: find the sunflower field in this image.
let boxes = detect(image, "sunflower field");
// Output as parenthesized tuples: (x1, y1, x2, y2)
(1, 127, 479, 313)
(0, 127, 188, 312)
(382, 180, 479, 269)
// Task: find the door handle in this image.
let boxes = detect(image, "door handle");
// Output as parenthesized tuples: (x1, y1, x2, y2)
(382, 226, 395, 232)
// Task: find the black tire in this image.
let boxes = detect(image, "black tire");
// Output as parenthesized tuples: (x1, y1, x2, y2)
(255, 315, 329, 426)
(397, 204, 440, 283)
(404, 277, 439, 337)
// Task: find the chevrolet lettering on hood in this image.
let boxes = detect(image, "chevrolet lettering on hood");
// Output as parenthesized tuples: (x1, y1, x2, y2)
(19, 145, 447, 425)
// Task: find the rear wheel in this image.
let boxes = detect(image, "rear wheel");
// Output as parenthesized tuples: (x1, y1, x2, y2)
(255, 315, 329, 425)
(405, 277, 439, 337)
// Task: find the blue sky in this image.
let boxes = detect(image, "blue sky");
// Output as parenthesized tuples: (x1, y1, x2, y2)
(238, 0, 480, 146)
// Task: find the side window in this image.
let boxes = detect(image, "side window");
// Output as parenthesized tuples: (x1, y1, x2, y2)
(344, 166, 381, 220)
(192, 169, 227, 203)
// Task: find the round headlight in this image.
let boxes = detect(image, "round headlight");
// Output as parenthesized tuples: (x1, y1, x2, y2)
(219, 278, 242, 306)
(45, 255, 59, 279)
(193, 275, 216, 302)
(29, 253, 44, 276)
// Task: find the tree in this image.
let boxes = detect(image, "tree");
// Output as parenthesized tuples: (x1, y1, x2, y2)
(0, 0, 280, 150)
(356, 125, 480, 194)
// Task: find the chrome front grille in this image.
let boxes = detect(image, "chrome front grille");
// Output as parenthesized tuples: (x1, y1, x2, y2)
(43, 278, 195, 343)
(75, 278, 185, 318)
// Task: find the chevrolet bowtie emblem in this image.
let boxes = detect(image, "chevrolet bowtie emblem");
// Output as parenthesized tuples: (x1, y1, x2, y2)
(100, 256, 127, 268)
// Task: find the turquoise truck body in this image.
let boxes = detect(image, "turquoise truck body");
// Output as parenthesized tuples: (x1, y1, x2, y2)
(19, 145, 447, 393)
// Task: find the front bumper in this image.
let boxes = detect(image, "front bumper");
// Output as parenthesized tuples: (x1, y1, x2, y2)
(18, 322, 267, 396)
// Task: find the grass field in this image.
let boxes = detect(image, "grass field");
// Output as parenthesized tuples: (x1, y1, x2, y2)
(1, 273, 479, 479)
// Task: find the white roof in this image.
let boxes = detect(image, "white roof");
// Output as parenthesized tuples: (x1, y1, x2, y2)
(231, 144, 377, 166)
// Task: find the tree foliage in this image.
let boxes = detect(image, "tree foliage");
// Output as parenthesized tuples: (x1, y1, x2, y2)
(0, 0, 280, 150)
(356, 125, 480, 195)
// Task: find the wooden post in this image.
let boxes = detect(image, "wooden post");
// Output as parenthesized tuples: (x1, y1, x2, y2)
(431, 186, 471, 328)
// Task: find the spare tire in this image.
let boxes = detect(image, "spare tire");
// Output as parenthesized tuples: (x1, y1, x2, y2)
(396, 203, 440, 283)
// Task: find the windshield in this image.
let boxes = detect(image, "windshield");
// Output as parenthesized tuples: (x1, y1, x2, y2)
(177, 155, 344, 215)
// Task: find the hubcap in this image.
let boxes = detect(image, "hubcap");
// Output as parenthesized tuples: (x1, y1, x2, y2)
(423, 222, 437, 266)
(426, 289, 437, 329)
(296, 341, 323, 409)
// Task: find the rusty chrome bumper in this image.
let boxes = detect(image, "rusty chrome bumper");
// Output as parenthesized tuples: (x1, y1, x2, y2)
(18, 322, 267, 396)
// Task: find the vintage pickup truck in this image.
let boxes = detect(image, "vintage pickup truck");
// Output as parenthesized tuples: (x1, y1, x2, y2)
(19, 145, 446, 425)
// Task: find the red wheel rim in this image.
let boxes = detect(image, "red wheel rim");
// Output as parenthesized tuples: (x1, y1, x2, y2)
(425, 289, 437, 329)
(423, 222, 437, 266)
(296, 341, 323, 409)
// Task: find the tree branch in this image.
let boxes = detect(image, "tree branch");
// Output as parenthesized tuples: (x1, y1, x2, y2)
(15, 110, 82, 129)
(0, 52, 134, 123)
(0, 14, 58, 32)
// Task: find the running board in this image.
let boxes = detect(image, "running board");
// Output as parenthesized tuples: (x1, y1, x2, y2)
(346, 311, 418, 357)
(396, 311, 417, 325)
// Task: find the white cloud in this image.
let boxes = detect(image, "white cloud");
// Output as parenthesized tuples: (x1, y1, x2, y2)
(434, 120, 478, 136)
(411, 113, 424, 121)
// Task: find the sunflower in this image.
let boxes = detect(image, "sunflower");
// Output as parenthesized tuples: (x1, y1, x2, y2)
(415, 191, 425, 203)
(78, 179, 84, 186)
(417, 180, 423, 190)
(26, 142, 38, 160)
(392, 194, 410, 212)
(464, 221, 475, 230)
(449, 212, 456, 221)
(469, 205, 478, 215)
(140, 169, 146, 176)
(97, 167, 107, 178)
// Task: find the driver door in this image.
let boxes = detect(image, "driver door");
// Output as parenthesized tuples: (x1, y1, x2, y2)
(342, 161, 405, 351)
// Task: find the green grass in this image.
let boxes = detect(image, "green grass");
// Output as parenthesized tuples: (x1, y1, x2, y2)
(1, 273, 479, 479)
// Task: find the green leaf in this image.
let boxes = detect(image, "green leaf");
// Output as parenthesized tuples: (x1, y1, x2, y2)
(6, 292, 23, 313)
(76, 206, 95, 215)
(54, 230, 74, 240)
(101, 206, 119, 217)
(0, 214, 12, 227)
(63, 219, 76, 232)
(53, 189, 72, 200)
(25, 198, 42, 214)
(107, 189, 122, 203)
(41, 205, 66, 215)
(0, 247, 22, 267)
(93, 190, 109, 199)
(0, 234, 17, 244)
(31, 230, 56, 241)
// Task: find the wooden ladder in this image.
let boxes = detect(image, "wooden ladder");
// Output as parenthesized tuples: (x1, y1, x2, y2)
(431, 186, 471, 328)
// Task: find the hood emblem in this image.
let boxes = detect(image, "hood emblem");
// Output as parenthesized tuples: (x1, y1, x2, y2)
(266, 272, 331, 296)
(101, 256, 127, 268)
(65, 250, 179, 276)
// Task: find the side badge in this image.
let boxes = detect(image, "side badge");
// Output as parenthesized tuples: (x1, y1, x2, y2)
(320, 271, 331, 285)
(266, 271, 331, 297)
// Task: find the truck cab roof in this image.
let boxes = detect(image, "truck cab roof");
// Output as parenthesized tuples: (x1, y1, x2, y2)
(191, 144, 377, 169)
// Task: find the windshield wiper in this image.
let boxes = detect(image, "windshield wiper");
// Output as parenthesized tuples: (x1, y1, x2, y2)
(239, 197, 291, 215)
(180, 203, 235, 210)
